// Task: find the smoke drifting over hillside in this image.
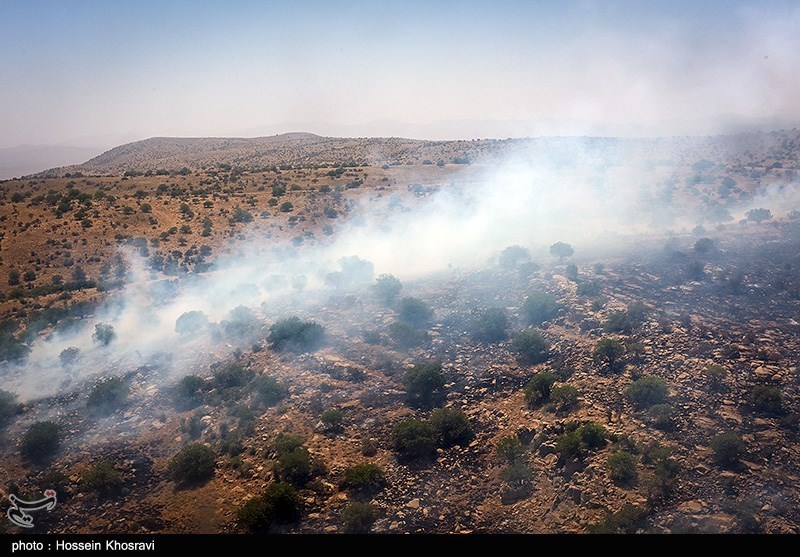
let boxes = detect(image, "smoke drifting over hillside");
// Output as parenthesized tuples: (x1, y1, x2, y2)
(4, 141, 799, 400)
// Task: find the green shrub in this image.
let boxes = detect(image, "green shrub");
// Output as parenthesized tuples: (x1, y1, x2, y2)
(703, 364, 727, 390)
(429, 407, 472, 447)
(175, 310, 209, 335)
(81, 461, 123, 496)
(374, 274, 402, 305)
(92, 323, 116, 346)
(396, 297, 433, 327)
(220, 305, 263, 342)
(495, 434, 525, 463)
(238, 482, 301, 532)
(588, 504, 648, 534)
(273, 434, 315, 485)
(58, 347, 80, 366)
(87, 376, 128, 413)
(403, 363, 446, 408)
(627, 376, 668, 409)
(470, 307, 509, 343)
(252, 376, 288, 406)
(0, 390, 19, 427)
(499, 461, 533, 483)
(267, 317, 324, 353)
(213, 362, 254, 389)
(646, 404, 675, 430)
(389, 320, 429, 348)
(172, 375, 205, 409)
(550, 384, 579, 412)
(578, 422, 606, 448)
(341, 502, 377, 534)
(607, 451, 637, 485)
(279, 201, 293, 212)
(20, 421, 60, 462)
(749, 385, 782, 415)
(710, 432, 744, 468)
(511, 329, 550, 365)
(592, 338, 625, 371)
(320, 408, 344, 431)
(168, 443, 216, 483)
(341, 463, 385, 492)
(522, 291, 562, 325)
(524, 371, 557, 405)
(391, 418, 436, 462)
(498, 245, 531, 269)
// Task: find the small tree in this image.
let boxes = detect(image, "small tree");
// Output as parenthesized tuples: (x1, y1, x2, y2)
(470, 307, 509, 343)
(746, 208, 772, 223)
(749, 385, 782, 415)
(495, 434, 525, 463)
(627, 376, 668, 409)
(0, 390, 18, 427)
(522, 291, 562, 325)
(498, 245, 532, 268)
(704, 364, 727, 391)
(429, 407, 472, 447)
(81, 461, 124, 496)
(403, 363, 446, 408)
(512, 329, 550, 365)
(168, 443, 216, 483)
(391, 418, 436, 462)
(396, 297, 433, 327)
(20, 421, 60, 462)
(550, 384, 579, 413)
(93, 323, 116, 346)
(341, 463, 385, 493)
(524, 371, 557, 406)
(374, 274, 402, 305)
(710, 432, 744, 468)
(549, 242, 574, 261)
(175, 310, 209, 335)
(172, 375, 205, 409)
(592, 338, 626, 371)
(59, 347, 80, 366)
(607, 451, 638, 485)
(87, 376, 128, 413)
(341, 502, 377, 534)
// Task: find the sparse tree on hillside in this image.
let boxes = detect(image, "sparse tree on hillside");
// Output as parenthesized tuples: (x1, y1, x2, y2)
(549, 242, 574, 262)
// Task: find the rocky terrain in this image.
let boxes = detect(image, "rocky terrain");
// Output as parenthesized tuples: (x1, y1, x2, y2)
(0, 130, 799, 534)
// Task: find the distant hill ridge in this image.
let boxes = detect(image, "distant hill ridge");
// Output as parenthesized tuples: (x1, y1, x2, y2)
(32, 129, 800, 177)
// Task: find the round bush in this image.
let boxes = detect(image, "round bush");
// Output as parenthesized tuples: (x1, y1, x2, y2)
(82, 461, 123, 496)
(396, 297, 433, 327)
(342, 463, 385, 492)
(524, 371, 557, 405)
(0, 389, 19, 427)
(172, 375, 205, 409)
(87, 376, 128, 412)
(749, 385, 782, 415)
(470, 307, 509, 343)
(404, 363, 446, 408)
(607, 451, 638, 484)
(341, 502, 377, 534)
(522, 291, 562, 325)
(238, 482, 301, 532)
(710, 432, 744, 468)
(391, 418, 436, 461)
(495, 434, 525, 463)
(429, 407, 472, 447)
(550, 384, 579, 412)
(168, 443, 216, 483)
(20, 421, 60, 462)
(627, 376, 668, 409)
(512, 329, 550, 365)
(252, 376, 288, 406)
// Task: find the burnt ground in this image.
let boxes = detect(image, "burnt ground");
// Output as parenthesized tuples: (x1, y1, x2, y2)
(0, 131, 799, 534)
(1, 220, 799, 534)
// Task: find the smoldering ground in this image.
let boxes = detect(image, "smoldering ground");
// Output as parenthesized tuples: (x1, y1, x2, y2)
(2, 141, 798, 406)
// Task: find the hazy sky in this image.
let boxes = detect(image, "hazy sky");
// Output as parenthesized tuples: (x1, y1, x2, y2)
(1, 0, 799, 147)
